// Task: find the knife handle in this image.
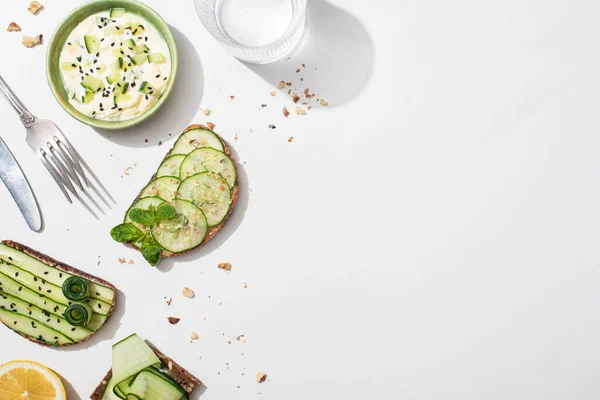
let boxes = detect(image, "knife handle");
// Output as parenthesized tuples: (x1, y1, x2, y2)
(0, 74, 35, 128)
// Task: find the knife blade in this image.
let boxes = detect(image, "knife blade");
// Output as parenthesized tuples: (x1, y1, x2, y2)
(0, 137, 42, 232)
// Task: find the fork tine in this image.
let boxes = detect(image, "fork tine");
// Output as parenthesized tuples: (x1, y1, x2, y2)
(39, 150, 72, 203)
(53, 133, 91, 187)
(45, 143, 79, 199)
(51, 137, 84, 192)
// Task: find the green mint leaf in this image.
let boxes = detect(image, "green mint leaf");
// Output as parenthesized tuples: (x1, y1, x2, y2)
(110, 223, 143, 243)
(155, 203, 176, 221)
(129, 208, 155, 226)
(141, 238, 161, 266)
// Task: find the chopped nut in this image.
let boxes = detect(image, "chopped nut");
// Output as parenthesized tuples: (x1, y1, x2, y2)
(288, 136, 294, 142)
(127, 259, 134, 264)
(302, 63, 306, 68)
(190, 332, 199, 340)
(7, 22, 21, 32)
(230, 95, 235, 100)
(158, 141, 163, 146)
(167, 317, 180, 325)
(283, 107, 290, 118)
(270, 91, 276, 96)
(256, 372, 267, 383)
(207, 121, 216, 130)
(27, 1, 43, 14)
(218, 262, 232, 271)
(320, 99, 329, 106)
(277, 81, 285, 89)
(292, 94, 300, 103)
(295, 68, 301, 73)
(182, 287, 195, 298)
(285, 82, 292, 86)
(203, 108, 211, 116)
(22, 34, 43, 48)
(118, 257, 127, 264)
(166, 297, 173, 306)
(295, 106, 306, 115)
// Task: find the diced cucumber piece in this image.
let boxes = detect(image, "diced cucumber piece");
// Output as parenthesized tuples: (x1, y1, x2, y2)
(132, 44, 150, 53)
(124, 197, 165, 249)
(139, 177, 180, 202)
(114, 93, 131, 105)
(95, 16, 108, 27)
(112, 47, 126, 57)
(104, 25, 124, 35)
(131, 53, 147, 65)
(138, 81, 155, 95)
(130, 23, 146, 35)
(124, 39, 136, 49)
(84, 35, 101, 54)
(77, 91, 94, 105)
(151, 199, 208, 253)
(147, 53, 165, 64)
(110, 8, 127, 18)
(113, 81, 129, 95)
(111, 334, 161, 393)
(171, 128, 225, 155)
(111, 57, 124, 71)
(95, 63, 107, 74)
(156, 154, 186, 178)
(177, 172, 232, 227)
(61, 61, 77, 70)
(81, 75, 105, 93)
(106, 70, 121, 84)
(180, 148, 237, 188)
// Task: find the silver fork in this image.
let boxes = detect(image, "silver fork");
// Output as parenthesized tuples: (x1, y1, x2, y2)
(0, 74, 110, 215)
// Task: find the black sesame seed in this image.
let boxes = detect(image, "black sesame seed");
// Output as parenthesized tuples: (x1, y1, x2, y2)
(111, 42, 115, 47)
(94, 59, 98, 64)
(34, 277, 37, 282)
(96, 52, 100, 57)
(118, 108, 123, 111)
(13, 321, 16, 325)
(90, 69, 94, 73)
(71, 328, 76, 331)
(67, 42, 72, 45)
(149, 91, 154, 95)
(155, 74, 160, 78)
(116, 26, 120, 30)
(18, 287, 22, 291)
(59, 273, 62, 278)
(145, 95, 149, 100)
(46, 290, 51, 293)
(101, 38, 105, 41)
(145, 36, 148, 42)
(71, 63, 76, 67)
(44, 271, 48, 275)
(97, 304, 101, 309)
(14, 272, 18, 277)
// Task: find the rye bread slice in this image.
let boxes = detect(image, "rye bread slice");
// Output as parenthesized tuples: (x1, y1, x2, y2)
(124, 124, 239, 258)
(0, 240, 117, 347)
(90, 343, 201, 399)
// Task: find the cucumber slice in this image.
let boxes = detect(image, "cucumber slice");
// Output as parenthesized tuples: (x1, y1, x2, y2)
(180, 148, 237, 188)
(101, 375, 117, 400)
(138, 81, 155, 95)
(171, 128, 225, 155)
(84, 35, 101, 54)
(105, 25, 124, 35)
(151, 199, 208, 253)
(140, 176, 180, 202)
(132, 44, 150, 53)
(127, 368, 186, 400)
(125, 197, 165, 248)
(81, 75, 105, 93)
(112, 334, 161, 395)
(110, 8, 127, 18)
(156, 155, 185, 178)
(147, 53, 165, 63)
(177, 172, 232, 227)
(131, 54, 147, 65)
(0, 309, 72, 346)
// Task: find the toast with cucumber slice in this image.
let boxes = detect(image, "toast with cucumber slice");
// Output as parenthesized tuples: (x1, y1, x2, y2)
(0, 240, 117, 347)
(90, 333, 201, 400)
(111, 125, 239, 266)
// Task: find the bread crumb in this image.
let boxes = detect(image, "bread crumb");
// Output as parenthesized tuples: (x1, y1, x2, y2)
(207, 121, 216, 130)
(203, 108, 211, 116)
(292, 94, 300, 103)
(218, 262, 232, 271)
(22, 34, 43, 48)
(118, 257, 127, 264)
(270, 91, 276, 96)
(165, 297, 173, 306)
(234, 134, 238, 142)
(230, 95, 235, 100)
(295, 107, 306, 115)
(296, 68, 301, 73)
(182, 287, 195, 298)
(283, 107, 290, 118)
(158, 141, 163, 146)
(268, 124, 276, 129)
(7, 22, 21, 32)
(256, 372, 267, 383)
(27, 1, 43, 14)
(167, 317, 180, 325)
(277, 81, 285, 89)
(286, 82, 292, 86)
(288, 136, 294, 142)
(190, 332, 199, 340)
(127, 259, 134, 265)
(244, 282, 248, 288)
(320, 99, 329, 106)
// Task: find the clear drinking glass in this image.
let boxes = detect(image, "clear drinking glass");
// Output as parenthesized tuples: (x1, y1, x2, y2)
(194, 0, 307, 64)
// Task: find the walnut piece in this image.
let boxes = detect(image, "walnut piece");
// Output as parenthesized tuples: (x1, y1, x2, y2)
(256, 372, 267, 383)
(218, 262, 232, 271)
(320, 99, 329, 106)
(283, 107, 290, 118)
(190, 332, 199, 340)
(27, 1, 43, 14)
(182, 287, 195, 298)
(203, 108, 211, 116)
(295, 106, 307, 115)
(292, 94, 300, 103)
(288, 136, 294, 142)
(277, 81, 285, 89)
(167, 317, 180, 325)
(22, 34, 43, 48)
(7, 22, 21, 32)
(207, 121, 216, 130)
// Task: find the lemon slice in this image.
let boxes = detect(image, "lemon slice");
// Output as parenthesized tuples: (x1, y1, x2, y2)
(0, 360, 66, 400)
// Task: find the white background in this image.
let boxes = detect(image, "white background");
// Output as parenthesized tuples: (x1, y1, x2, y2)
(1, 0, 600, 399)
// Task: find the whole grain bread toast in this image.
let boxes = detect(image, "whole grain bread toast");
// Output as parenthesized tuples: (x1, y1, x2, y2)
(125, 124, 239, 258)
(90, 343, 201, 399)
(0, 240, 117, 347)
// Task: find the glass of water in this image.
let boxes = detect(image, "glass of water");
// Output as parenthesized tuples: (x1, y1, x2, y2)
(194, 0, 307, 64)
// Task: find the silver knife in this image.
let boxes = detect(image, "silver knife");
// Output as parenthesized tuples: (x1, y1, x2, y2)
(0, 137, 42, 231)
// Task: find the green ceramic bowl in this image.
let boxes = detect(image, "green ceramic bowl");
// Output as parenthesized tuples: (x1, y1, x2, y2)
(46, 0, 178, 130)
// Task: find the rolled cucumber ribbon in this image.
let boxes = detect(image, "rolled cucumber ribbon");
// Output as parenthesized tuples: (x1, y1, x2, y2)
(63, 303, 93, 326)
(62, 276, 90, 301)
